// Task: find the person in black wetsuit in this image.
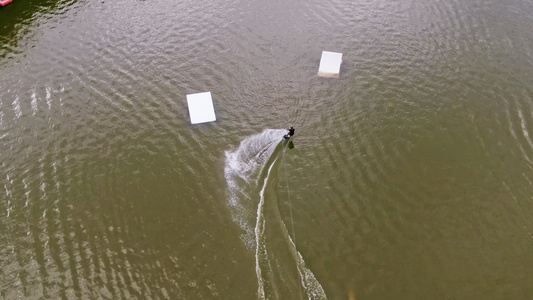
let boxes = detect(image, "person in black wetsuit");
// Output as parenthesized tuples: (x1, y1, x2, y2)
(284, 126, 295, 140)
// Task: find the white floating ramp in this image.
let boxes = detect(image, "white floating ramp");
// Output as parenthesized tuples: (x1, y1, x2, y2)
(318, 51, 343, 78)
(186, 92, 217, 124)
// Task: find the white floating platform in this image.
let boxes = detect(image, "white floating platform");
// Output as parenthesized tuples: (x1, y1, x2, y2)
(318, 51, 343, 78)
(186, 92, 216, 124)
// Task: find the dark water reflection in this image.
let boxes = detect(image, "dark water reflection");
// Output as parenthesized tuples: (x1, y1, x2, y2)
(0, 0, 80, 60)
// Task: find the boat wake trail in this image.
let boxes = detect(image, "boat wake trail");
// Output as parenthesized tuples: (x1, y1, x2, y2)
(224, 129, 327, 299)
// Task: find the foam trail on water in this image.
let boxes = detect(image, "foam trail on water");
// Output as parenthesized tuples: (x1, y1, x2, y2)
(225, 129, 327, 299)
(225, 129, 284, 248)
(283, 213, 327, 299)
(255, 158, 278, 299)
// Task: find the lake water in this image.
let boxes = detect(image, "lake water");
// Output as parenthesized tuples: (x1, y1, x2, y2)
(1, 0, 533, 299)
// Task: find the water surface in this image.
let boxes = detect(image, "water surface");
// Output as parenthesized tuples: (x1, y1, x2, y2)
(1, 0, 533, 298)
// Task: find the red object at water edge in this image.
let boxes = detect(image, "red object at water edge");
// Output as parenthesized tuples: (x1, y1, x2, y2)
(0, 0, 12, 6)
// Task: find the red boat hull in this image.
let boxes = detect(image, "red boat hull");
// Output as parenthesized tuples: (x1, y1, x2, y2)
(0, 0, 13, 6)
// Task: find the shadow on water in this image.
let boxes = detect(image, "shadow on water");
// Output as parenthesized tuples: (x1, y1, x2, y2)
(288, 141, 295, 149)
(0, 0, 78, 59)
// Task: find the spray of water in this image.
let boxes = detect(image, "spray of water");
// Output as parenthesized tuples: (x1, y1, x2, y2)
(224, 129, 327, 299)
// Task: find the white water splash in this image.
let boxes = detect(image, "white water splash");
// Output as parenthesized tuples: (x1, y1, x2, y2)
(225, 129, 284, 249)
(224, 129, 327, 300)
